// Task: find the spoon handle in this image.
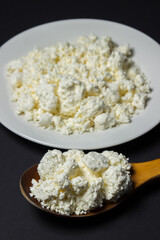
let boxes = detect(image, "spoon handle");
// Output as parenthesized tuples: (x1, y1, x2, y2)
(131, 158, 160, 189)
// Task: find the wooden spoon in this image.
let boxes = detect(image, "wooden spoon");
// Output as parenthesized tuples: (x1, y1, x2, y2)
(20, 158, 160, 218)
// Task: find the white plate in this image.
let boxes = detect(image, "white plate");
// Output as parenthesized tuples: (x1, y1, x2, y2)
(0, 19, 160, 150)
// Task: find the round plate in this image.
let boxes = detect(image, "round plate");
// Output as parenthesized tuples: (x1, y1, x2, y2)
(0, 19, 160, 150)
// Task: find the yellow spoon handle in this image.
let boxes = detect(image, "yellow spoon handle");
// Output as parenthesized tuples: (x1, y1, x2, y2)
(131, 158, 160, 189)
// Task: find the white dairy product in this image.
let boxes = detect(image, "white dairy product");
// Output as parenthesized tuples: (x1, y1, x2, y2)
(6, 34, 150, 134)
(94, 113, 115, 130)
(75, 96, 105, 119)
(16, 93, 35, 114)
(38, 112, 53, 127)
(57, 75, 85, 116)
(116, 44, 131, 56)
(102, 166, 131, 201)
(36, 83, 58, 113)
(82, 152, 109, 172)
(107, 51, 126, 71)
(113, 104, 130, 124)
(30, 149, 132, 215)
(71, 176, 88, 194)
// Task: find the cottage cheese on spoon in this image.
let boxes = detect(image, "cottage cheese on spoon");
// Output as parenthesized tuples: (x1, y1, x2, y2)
(30, 149, 132, 215)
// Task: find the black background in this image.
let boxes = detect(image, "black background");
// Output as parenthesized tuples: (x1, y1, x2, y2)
(0, 1, 160, 240)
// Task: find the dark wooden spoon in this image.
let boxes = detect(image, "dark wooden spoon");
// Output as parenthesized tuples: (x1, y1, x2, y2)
(20, 158, 160, 218)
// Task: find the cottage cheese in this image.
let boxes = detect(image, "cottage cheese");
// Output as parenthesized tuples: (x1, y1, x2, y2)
(6, 34, 150, 134)
(30, 149, 132, 215)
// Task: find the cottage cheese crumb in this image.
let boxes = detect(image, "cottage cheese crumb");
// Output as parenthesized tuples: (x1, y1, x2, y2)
(6, 34, 150, 134)
(30, 149, 132, 215)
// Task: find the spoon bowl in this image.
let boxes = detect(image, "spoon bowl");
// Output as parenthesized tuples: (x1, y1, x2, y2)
(20, 158, 160, 218)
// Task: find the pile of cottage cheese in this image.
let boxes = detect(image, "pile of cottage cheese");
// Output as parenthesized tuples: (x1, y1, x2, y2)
(6, 34, 150, 134)
(30, 149, 132, 215)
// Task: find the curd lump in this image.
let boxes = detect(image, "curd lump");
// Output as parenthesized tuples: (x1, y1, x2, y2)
(6, 34, 150, 134)
(30, 149, 132, 215)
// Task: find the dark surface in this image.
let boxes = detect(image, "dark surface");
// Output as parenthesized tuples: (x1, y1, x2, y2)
(0, 1, 160, 240)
